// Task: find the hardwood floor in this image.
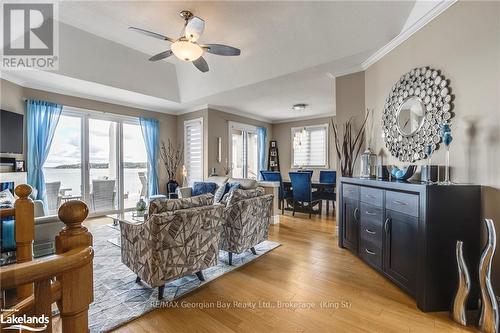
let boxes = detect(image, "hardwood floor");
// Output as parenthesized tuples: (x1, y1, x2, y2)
(85, 210, 477, 333)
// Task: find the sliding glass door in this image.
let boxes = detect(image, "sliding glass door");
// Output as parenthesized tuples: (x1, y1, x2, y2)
(229, 122, 259, 180)
(43, 107, 150, 216)
(44, 114, 83, 215)
(88, 118, 119, 213)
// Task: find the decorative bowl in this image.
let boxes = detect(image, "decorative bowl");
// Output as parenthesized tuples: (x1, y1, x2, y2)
(390, 165, 417, 181)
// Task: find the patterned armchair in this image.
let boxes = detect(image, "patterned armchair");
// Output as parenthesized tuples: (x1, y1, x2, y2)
(120, 194, 224, 299)
(220, 188, 273, 265)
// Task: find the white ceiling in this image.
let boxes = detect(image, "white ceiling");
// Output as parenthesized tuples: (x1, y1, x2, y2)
(2, 1, 450, 122)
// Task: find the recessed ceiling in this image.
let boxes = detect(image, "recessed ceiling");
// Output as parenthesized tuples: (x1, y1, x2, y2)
(2, 1, 449, 122)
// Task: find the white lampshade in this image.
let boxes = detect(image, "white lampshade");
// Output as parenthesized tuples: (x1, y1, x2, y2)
(171, 40, 203, 62)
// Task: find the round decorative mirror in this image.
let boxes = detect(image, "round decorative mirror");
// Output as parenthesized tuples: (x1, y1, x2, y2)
(382, 67, 453, 162)
(396, 97, 425, 136)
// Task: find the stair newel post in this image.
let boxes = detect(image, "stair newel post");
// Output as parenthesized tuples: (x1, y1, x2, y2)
(55, 200, 93, 333)
(14, 184, 34, 300)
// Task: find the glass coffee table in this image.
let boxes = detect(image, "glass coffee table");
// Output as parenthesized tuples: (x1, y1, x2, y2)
(106, 212, 147, 246)
(107, 211, 147, 226)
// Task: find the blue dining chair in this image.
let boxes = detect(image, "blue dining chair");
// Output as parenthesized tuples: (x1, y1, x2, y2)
(260, 171, 291, 214)
(298, 170, 314, 177)
(318, 170, 337, 215)
(289, 172, 321, 218)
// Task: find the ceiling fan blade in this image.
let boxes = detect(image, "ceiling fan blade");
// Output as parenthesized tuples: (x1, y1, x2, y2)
(201, 44, 241, 56)
(129, 27, 175, 43)
(185, 16, 205, 42)
(192, 56, 209, 73)
(149, 50, 173, 61)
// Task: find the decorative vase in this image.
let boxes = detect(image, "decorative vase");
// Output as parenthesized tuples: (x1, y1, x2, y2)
(360, 148, 377, 178)
(135, 198, 147, 217)
(425, 145, 434, 184)
(440, 124, 453, 185)
(478, 219, 499, 333)
(451, 241, 471, 326)
(167, 179, 178, 195)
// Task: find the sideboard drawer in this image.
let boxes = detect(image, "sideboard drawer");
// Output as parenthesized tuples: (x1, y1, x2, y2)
(360, 215, 383, 248)
(385, 191, 419, 217)
(360, 238, 382, 270)
(360, 202, 383, 226)
(343, 184, 359, 200)
(360, 187, 383, 207)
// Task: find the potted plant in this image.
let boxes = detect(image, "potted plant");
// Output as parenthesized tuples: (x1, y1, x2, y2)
(160, 139, 183, 194)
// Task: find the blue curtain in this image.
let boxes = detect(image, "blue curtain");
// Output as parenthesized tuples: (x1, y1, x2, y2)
(26, 100, 62, 211)
(139, 118, 159, 197)
(257, 127, 267, 180)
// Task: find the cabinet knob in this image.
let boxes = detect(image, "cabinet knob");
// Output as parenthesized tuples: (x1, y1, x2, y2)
(354, 207, 359, 222)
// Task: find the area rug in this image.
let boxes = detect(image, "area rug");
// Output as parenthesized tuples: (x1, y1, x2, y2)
(88, 225, 281, 332)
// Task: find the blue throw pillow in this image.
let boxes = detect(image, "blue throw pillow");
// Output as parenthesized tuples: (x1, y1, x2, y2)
(220, 183, 240, 205)
(213, 183, 228, 203)
(192, 182, 218, 196)
(226, 182, 240, 196)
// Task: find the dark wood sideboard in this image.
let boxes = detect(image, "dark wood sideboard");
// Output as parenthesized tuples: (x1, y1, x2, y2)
(338, 177, 481, 312)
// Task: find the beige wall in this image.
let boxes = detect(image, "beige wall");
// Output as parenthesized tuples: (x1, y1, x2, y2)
(364, 1, 500, 293)
(271, 117, 335, 181)
(335, 71, 366, 177)
(0, 79, 177, 193)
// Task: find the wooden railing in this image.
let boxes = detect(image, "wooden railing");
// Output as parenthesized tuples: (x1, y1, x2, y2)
(0, 184, 94, 333)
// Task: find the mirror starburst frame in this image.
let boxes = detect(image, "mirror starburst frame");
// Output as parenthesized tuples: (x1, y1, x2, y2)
(382, 66, 453, 162)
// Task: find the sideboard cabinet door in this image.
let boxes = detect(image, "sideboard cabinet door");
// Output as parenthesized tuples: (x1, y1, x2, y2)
(383, 209, 418, 296)
(342, 197, 359, 252)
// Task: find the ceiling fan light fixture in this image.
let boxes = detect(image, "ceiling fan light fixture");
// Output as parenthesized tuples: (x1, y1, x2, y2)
(171, 40, 203, 62)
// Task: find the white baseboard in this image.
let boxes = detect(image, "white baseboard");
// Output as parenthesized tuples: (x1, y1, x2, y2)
(270, 215, 280, 225)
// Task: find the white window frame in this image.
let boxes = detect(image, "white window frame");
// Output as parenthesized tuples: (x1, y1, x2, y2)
(227, 121, 259, 179)
(184, 117, 204, 185)
(291, 123, 329, 168)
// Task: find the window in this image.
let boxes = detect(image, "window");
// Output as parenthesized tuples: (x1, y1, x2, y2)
(228, 122, 259, 179)
(184, 118, 203, 185)
(43, 107, 152, 215)
(123, 123, 148, 209)
(291, 124, 328, 168)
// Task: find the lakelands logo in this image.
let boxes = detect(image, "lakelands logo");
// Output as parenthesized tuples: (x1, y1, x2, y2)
(1, 1, 59, 69)
(1, 313, 49, 331)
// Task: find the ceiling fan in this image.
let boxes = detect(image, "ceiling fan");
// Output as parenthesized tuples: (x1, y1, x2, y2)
(129, 10, 241, 73)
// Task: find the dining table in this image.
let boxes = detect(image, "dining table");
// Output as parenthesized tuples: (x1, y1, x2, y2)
(281, 180, 336, 215)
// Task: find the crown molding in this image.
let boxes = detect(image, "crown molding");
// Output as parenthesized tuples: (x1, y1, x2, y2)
(206, 105, 274, 124)
(272, 112, 334, 125)
(361, 0, 457, 70)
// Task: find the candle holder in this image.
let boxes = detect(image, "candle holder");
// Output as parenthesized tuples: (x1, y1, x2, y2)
(439, 124, 453, 185)
(425, 145, 435, 184)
